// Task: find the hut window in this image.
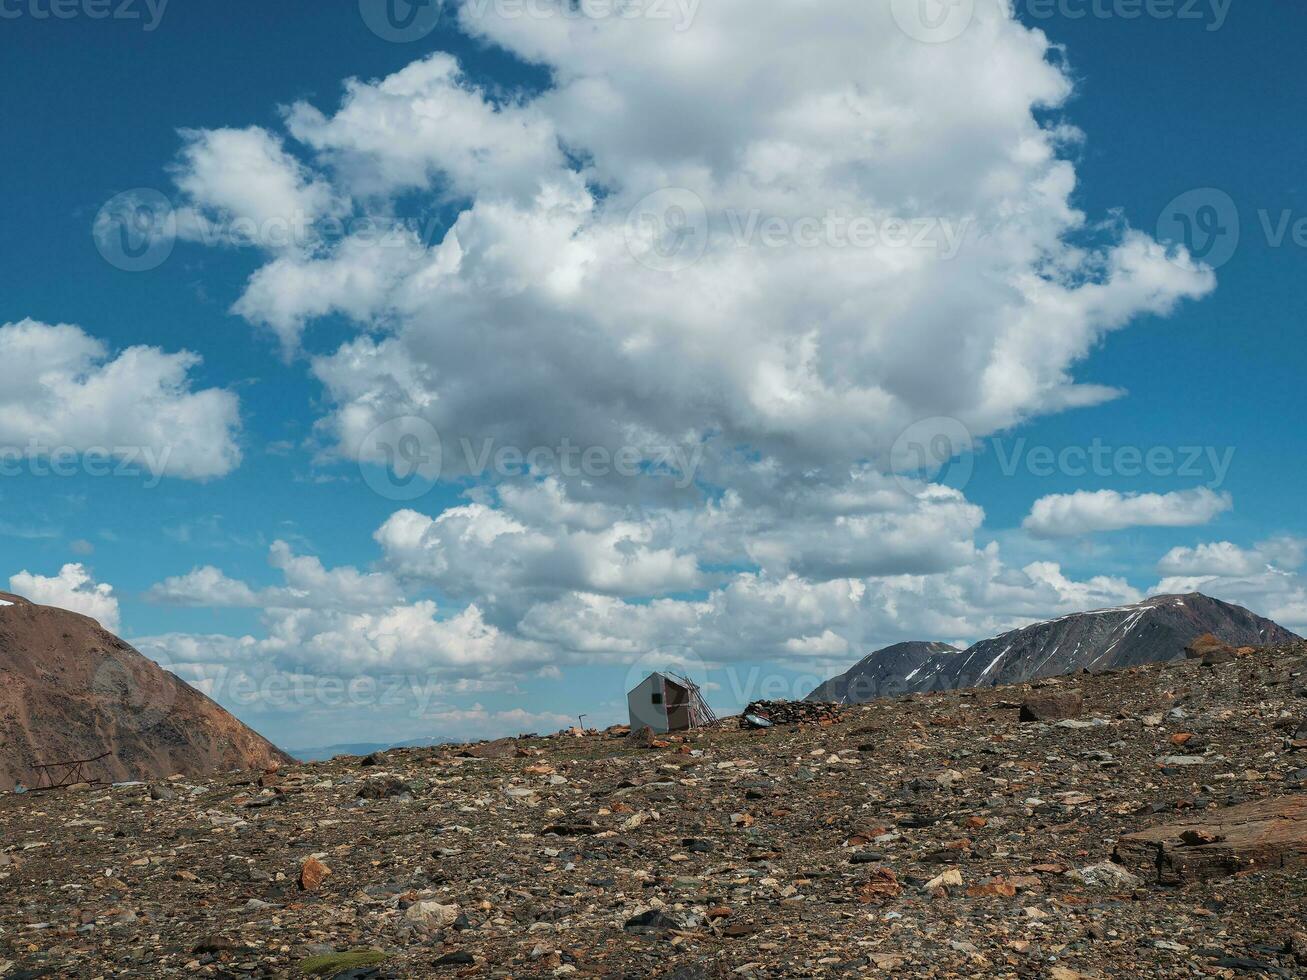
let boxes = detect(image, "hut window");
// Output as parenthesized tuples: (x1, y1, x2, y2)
(651, 692, 663, 705)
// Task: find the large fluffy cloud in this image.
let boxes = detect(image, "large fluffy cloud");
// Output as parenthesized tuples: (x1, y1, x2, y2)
(9, 563, 120, 633)
(370, 477, 988, 621)
(167, 0, 1211, 492)
(143, 0, 1230, 697)
(0, 319, 241, 480)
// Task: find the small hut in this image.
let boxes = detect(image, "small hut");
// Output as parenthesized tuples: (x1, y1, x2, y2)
(627, 672, 716, 733)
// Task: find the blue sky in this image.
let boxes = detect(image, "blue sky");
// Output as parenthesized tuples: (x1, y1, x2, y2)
(2, 0, 1305, 750)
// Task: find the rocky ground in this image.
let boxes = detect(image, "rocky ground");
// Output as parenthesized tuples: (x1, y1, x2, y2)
(2, 646, 1307, 979)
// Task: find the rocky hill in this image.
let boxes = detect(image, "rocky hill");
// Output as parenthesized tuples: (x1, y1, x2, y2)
(0, 592, 292, 789)
(1, 642, 1304, 977)
(808, 593, 1299, 704)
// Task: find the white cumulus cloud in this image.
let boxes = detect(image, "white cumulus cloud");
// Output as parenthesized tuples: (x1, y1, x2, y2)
(0, 319, 241, 480)
(173, 126, 341, 245)
(147, 541, 404, 613)
(1157, 538, 1306, 577)
(9, 564, 120, 633)
(1151, 538, 1307, 632)
(1023, 487, 1232, 538)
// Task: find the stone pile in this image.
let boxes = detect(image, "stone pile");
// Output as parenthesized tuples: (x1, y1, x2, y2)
(740, 699, 847, 727)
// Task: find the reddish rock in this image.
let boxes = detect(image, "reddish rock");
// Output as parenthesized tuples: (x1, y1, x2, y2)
(1186, 633, 1240, 666)
(722, 923, 757, 938)
(967, 879, 1018, 898)
(858, 868, 903, 903)
(1185, 632, 1230, 656)
(300, 856, 332, 891)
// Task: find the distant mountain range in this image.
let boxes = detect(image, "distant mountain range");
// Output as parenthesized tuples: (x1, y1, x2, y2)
(0, 592, 291, 789)
(289, 736, 453, 762)
(807, 593, 1300, 704)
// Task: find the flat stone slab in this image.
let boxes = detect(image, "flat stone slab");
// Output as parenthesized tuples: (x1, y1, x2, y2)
(1019, 689, 1083, 722)
(1114, 795, 1307, 884)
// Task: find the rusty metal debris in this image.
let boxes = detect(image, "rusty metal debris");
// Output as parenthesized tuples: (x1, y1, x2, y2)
(27, 752, 111, 792)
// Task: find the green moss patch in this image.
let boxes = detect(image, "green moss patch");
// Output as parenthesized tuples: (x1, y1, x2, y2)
(298, 949, 391, 976)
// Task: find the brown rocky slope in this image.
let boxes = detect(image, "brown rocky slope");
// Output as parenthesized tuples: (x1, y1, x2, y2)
(0, 592, 292, 789)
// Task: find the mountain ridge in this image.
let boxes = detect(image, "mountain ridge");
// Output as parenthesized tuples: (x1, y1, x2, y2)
(806, 592, 1300, 704)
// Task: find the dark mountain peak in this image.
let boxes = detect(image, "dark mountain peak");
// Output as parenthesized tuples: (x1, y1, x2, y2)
(808, 593, 1298, 704)
(846, 640, 958, 667)
(807, 640, 960, 704)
